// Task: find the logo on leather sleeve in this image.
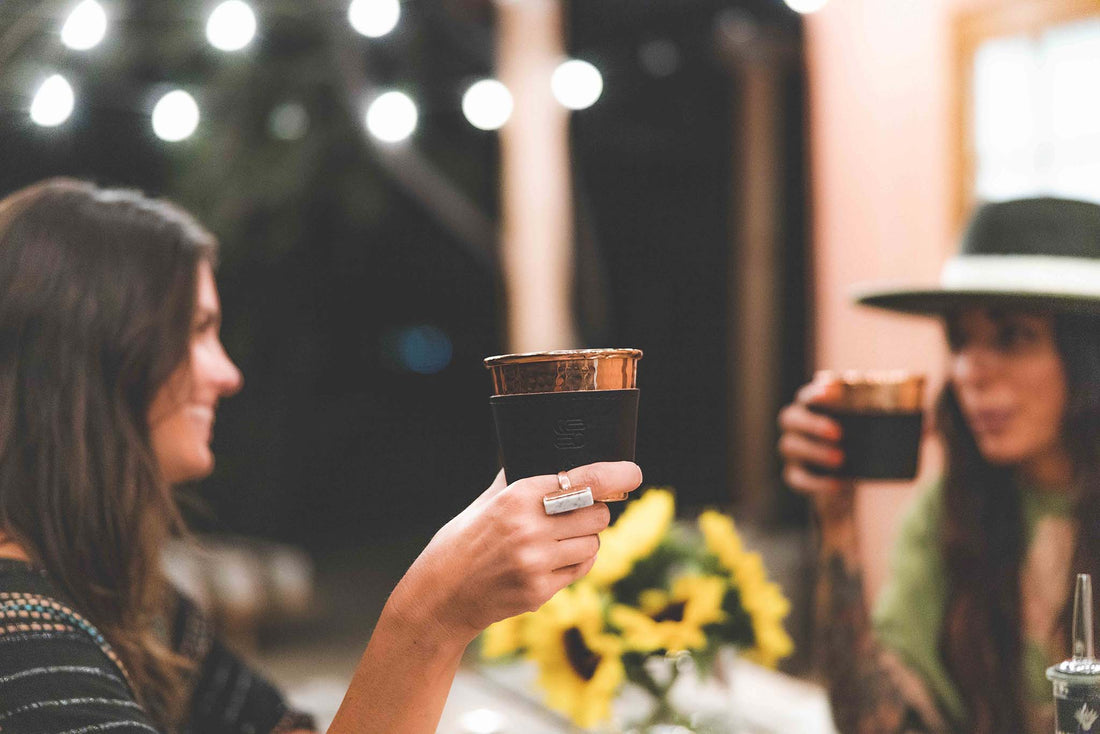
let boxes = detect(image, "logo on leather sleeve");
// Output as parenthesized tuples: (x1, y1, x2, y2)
(1077, 703, 1099, 730)
(554, 419, 586, 449)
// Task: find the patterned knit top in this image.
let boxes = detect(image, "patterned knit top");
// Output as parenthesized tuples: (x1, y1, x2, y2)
(0, 559, 315, 734)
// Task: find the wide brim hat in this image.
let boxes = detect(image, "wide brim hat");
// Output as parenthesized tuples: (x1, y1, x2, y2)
(852, 197, 1100, 317)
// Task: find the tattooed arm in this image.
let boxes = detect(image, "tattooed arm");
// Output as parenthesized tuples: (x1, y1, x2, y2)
(814, 491, 949, 734)
(779, 381, 952, 733)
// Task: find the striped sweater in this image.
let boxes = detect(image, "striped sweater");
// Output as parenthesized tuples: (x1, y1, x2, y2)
(0, 560, 314, 734)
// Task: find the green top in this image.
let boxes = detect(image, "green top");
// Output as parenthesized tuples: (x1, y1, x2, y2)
(871, 478, 1073, 727)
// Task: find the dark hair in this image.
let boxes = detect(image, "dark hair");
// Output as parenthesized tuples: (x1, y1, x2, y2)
(0, 178, 218, 728)
(938, 311, 1100, 733)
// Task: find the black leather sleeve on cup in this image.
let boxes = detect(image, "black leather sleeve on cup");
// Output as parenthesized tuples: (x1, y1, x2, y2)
(808, 408, 923, 480)
(490, 389, 639, 483)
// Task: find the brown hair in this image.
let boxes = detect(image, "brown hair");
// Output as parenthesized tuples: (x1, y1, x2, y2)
(938, 311, 1100, 733)
(0, 178, 217, 728)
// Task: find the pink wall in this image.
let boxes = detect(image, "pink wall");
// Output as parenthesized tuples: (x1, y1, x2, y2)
(804, 0, 1001, 600)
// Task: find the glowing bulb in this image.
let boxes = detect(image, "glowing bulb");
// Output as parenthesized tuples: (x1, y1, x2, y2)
(551, 59, 603, 111)
(30, 75, 75, 127)
(348, 0, 400, 38)
(783, 0, 828, 13)
(462, 79, 512, 131)
(152, 90, 200, 142)
(206, 0, 257, 52)
(61, 0, 107, 50)
(365, 91, 417, 143)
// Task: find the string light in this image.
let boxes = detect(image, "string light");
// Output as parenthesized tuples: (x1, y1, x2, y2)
(365, 91, 417, 143)
(152, 90, 200, 141)
(551, 59, 603, 111)
(30, 75, 75, 127)
(206, 0, 257, 52)
(41, 3, 629, 144)
(783, 0, 828, 13)
(462, 79, 512, 131)
(348, 0, 401, 39)
(61, 0, 108, 51)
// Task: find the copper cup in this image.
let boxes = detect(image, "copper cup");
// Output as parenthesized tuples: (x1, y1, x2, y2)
(485, 349, 642, 499)
(808, 370, 926, 480)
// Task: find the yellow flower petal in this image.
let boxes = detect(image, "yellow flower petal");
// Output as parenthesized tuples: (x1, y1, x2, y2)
(481, 612, 531, 658)
(523, 584, 624, 728)
(699, 510, 744, 571)
(610, 575, 728, 654)
(588, 489, 675, 587)
(698, 510, 795, 667)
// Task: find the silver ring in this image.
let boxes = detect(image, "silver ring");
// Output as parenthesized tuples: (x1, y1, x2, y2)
(543, 487, 594, 515)
(556, 471, 571, 492)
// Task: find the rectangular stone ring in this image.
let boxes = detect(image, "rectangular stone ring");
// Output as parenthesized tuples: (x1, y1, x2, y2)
(543, 487, 594, 515)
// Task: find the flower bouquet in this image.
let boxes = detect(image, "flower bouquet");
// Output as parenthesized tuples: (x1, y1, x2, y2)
(480, 489, 794, 732)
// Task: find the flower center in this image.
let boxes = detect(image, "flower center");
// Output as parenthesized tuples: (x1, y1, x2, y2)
(650, 600, 687, 623)
(563, 626, 601, 681)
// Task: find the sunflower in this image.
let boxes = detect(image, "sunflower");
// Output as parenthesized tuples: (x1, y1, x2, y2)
(723, 551, 793, 666)
(698, 511, 794, 668)
(610, 574, 728, 654)
(698, 509, 745, 572)
(481, 611, 533, 659)
(588, 488, 675, 588)
(523, 583, 624, 728)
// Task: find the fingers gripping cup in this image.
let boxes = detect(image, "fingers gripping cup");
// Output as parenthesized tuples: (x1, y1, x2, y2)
(809, 370, 926, 481)
(484, 349, 642, 500)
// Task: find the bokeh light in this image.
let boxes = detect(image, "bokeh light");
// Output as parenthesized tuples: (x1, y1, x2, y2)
(348, 0, 401, 39)
(152, 90, 200, 142)
(268, 101, 309, 141)
(783, 0, 829, 14)
(551, 59, 603, 111)
(365, 91, 417, 143)
(461, 79, 513, 131)
(61, 0, 108, 51)
(638, 39, 681, 78)
(206, 0, 257, 52)
(381, 325, 453, 375)
(30, 75, 75, 127)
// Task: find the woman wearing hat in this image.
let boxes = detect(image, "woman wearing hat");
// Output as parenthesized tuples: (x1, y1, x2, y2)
(778, 197, 1100, 734)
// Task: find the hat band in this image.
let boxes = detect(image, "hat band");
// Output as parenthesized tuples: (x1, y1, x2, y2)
(940, 255, 1100, 298)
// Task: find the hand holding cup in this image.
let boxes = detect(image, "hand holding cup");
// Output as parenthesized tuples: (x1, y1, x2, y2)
(397, 462, 643, 644)
(485, 349, 642, 500)
(777, 377, 850, 499)
(779, 370, 926, 504)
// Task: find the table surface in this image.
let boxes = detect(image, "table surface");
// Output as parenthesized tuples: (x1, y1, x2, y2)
(280, 648, 837, 733)
(436, 656, 838, 734)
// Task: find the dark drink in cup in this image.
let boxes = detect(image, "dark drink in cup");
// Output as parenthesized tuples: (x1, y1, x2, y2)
(808, 370, 925, 481)
(484, 349, 642, 500)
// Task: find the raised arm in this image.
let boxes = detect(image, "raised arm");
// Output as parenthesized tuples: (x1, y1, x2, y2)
(326, 462, 643, 734)
(779, 383, 945, 734)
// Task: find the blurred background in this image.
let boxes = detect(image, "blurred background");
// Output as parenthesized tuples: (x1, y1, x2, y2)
(2, 0, 1099, 729)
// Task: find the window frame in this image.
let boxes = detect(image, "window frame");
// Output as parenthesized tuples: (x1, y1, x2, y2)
(952, 0, 1100, 226)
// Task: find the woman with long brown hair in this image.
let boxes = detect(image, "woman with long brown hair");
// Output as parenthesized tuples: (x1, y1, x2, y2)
(0, 178, 642, 733)
(778, 197, 1100, 733)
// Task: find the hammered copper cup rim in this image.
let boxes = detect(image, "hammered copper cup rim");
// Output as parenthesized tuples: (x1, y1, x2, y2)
(812, 369, 926, 412)
(484, 348, 642, 396)
(483, 348, 643, 366)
